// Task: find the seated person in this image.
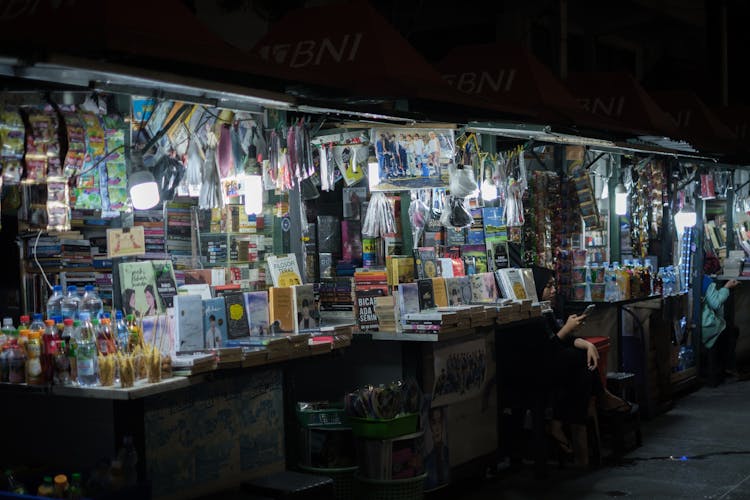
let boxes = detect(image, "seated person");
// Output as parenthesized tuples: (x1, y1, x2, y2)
(532, 266, 632, 466)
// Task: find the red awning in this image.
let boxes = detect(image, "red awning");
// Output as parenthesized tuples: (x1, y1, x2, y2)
(251, 0, 533, 119)
(650, 90, 738, 156)
(566, 72, 679, 138)
(436, 42, 633, 135)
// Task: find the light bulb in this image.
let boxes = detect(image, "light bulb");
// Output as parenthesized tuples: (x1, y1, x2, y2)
(481, 178, 498, 201)
(129, 170, 160, 210)
(614, 183, 628, 216)
(674, 202, 697, 230)
(244, 175, 264, 215)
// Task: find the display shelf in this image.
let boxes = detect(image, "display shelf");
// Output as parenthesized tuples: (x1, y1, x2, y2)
(716, 275, 750, 281)
(51, 376, 199, 400)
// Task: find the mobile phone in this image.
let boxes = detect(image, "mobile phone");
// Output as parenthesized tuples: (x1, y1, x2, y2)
(582, 304, 596, 316)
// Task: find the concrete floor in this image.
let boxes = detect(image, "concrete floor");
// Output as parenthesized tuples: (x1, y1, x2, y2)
(438, 377, 750, 499)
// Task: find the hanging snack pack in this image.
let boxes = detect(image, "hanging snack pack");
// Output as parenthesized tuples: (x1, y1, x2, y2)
(62, 109, 86, 178)
(23, 109, 54, 183)
(103, 116, 128, 211)
(74, 111, 106, 209)
(567, 146, 601, 230)
(0, 108, 24, 184)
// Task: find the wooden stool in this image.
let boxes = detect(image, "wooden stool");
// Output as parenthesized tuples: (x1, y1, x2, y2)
(241, 471, 335, 499)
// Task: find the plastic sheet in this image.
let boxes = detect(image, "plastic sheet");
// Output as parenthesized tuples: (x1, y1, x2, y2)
(408, 191, 430, 248)
(362, 192, 397, 238)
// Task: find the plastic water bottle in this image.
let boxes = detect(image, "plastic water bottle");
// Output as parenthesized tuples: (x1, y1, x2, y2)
(75, 312, 99, 386)
(0, 317, 15, 344)
(115, 311, 129, 353)
(81, 285, 104, 320)
(61, 286, 81, 320)
(46, 285, 64, 320)
(30, 313, 45, 336)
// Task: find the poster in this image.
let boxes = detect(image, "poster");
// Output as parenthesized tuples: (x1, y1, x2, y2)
(432, 338, 487, 406)
(107, 226, 146, 258)
(371, 128, 455, 189)
(422, 395, 450, 491)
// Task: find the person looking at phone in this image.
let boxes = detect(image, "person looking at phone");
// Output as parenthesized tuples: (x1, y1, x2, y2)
(532, 266, 633, 467)
(701, 253, 741, 386)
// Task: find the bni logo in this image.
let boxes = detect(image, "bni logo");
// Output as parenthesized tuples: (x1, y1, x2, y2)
(442, 69, 517, 94)
(258, 33, 363, 68)
(577, 96, 626, 117)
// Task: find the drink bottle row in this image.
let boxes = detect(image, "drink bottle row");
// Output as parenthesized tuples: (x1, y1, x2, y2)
(0, 309, 142, 387)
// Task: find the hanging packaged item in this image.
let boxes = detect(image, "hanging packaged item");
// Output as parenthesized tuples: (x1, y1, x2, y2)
(333, 144, 366, 186)
(700, 173, 716, 200)
(22, 109, 54, 183)
(0, 108, 24, 184)
(440, 196, 473, 230)
(61, 109, 86, 178)
(362, 192, 397, 238)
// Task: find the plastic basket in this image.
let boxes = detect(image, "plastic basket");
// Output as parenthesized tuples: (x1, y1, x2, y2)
(355, 473, 427, 500)
(296, 406, 347, 428)
(299, 464, 358, 500)
(348, 414, 419, 440)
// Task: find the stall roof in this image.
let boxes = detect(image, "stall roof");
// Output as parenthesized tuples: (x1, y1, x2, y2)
(250, 0, 535, 121)
(565, 71, 694, 152)
(650, 90, 739, 157)
(436, 42, 635, 136)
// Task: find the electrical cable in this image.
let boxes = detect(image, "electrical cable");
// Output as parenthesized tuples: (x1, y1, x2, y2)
(33, 229, 53, 292)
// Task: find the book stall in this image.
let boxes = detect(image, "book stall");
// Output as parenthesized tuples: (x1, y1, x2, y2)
(2, 3, 750, 500)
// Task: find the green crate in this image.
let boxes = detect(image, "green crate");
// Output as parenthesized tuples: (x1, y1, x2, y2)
(299, 464, 358, 500)
(355, 473, 427, 500)
(348, 413, 418, 440)
(296, 406, 347, 428)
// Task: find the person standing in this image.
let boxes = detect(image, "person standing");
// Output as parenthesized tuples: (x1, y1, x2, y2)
(701, 260, 740, 386)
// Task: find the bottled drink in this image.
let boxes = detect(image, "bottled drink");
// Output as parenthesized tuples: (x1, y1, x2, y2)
(115, 311, 129, 353)
(126, 314, 141, 352)
(0, 343, 9, 382)
(25, 331, 44, 385)
(81, 285, 104, 320)
(41, 319, 57, 384)
(37, 476, 54, 496)
(53, 474, 68, 498)
(61, 286, 81, 321)
(0, 317, 14, 346)
(68, 321, 80, 382)
(76, 313, 99, 386)
(46, 285, 64, 320)
(18, 315, 30, 331)
(68, 473, 82, 500)
(54, 340, 71, 385)
(6, 338, 26, 384)
(30, 313, 45, 337)
(4, 469, 27, 494)
(98, 318, 115, 355)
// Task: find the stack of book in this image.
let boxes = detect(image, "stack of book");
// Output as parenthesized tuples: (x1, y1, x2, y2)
(373, 295, 398, 332)
(165, 201, 194, 269)
(26, 234, 61, 268)
(133, 209, 165, 256)
(60, 235, 92, 267)
(401, 310, 460, 334)
(354, 269, 388, 332)
(172, 353, 217, 376)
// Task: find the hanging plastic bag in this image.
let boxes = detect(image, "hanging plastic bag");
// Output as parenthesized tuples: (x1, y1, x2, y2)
(504, 148, 527, 227)
(448, 164, 479, 198)
(362, 192, 396, 238)
(408, 191, 430, 248)
(440, 195, 473, 230)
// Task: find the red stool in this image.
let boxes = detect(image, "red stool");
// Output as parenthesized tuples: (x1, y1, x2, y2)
(587, 336, 611, 387)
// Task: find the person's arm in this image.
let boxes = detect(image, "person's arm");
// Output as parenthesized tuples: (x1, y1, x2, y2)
(573, 337, 599, 370)
(705, 282, 732, 310)
(556, 314, 585, 341)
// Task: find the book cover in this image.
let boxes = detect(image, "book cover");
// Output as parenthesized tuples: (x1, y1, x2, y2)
(294, 284, 318, 332)
(445, 227, 467, 246)
(482, 206, 507, 271)
(341, 220, 363, 264)
(266, 253, 303, 287)
(355, 289, 383, 331)
(431, 278, 449, 308)
(520, 268, 539, 302)
(319, 253, 333, 279)
(141, 314, 174, 356)
(445, 276, 472, 306)
(173, 294, 204, 352)
(470, 272, 499, 303)
(397, 283, 420, 318)
(317, 215, 342, 255)
(417, 279, 436, 310)
(386, 255, 415, 286)
(119, 261, 163, 317)
(244, 291, 270, 336)
(203, 297, 228, 348)
(223, 292, 250, 340)
(269, 287, 296, 334)
(495, 268, 528, 300)
(461, 245, 488, 275)
(343, 186, 367, 219)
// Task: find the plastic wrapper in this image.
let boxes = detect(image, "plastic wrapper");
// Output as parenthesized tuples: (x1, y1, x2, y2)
(448, 164, 479, 198)
(46, 203, 70, 232)
(408, 191, 430, 248)
(199, 146, 222, 209)
(440, 195, 473, 230)
(362, 192, 397, 238)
